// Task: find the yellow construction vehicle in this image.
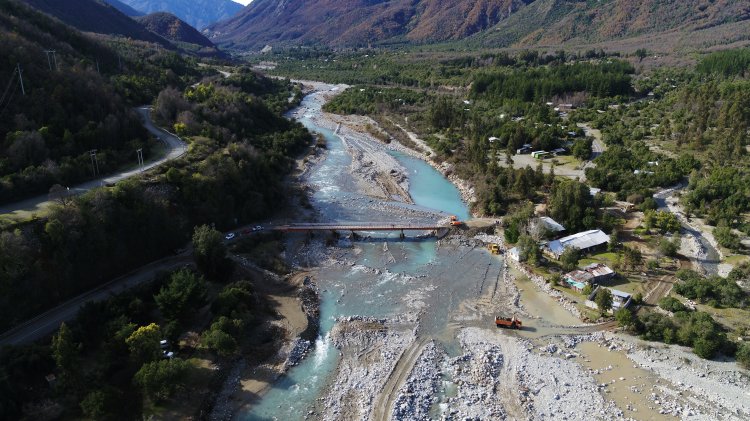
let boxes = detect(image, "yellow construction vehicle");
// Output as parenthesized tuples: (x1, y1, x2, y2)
(487, 243, 501, 255)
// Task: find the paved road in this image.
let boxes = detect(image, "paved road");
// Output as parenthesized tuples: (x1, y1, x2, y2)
(0, 254, 192, 346)
(0, 107, 187, 216)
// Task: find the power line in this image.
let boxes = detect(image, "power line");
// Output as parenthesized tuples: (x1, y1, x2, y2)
(16, 64, 25, 96)
(0, 67, 17, 106)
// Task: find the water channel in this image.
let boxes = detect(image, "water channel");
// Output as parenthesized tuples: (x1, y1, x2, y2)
(241, 87, 475, 420)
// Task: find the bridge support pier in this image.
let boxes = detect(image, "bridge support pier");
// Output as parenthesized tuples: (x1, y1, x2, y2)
(351, 231, 360, 240)
(400, 229, 405, 240)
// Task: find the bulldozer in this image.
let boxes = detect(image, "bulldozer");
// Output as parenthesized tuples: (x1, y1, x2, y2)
(487, 243, 501, 255)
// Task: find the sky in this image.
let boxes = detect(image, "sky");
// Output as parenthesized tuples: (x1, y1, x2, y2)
(234, 0, 252, 5)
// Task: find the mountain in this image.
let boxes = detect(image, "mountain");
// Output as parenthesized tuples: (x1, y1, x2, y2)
(137, 12, 215, 48)
(23, 0, 171, 47)
(208, 0, 750, 52)
(137, 11, 225, 57)
(118, 0, 244, 30)
(475, 0, 750, 49)
(209, 0, 529, 49)
(102, 0, 144, 17)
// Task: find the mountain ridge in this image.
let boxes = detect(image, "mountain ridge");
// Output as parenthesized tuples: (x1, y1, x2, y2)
(208, 0, 750, 52)
(118, 0, 244, 30)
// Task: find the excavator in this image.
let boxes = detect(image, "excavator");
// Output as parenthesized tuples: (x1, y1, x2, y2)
(495, 315, 522, 329)
(449, 215, 464, 227)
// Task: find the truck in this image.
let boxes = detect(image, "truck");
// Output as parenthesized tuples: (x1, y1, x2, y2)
(495, 315, 522, 329)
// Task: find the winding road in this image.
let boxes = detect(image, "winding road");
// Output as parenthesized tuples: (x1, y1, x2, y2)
(0, 254, 192, 346)
(0, 106, 187, 216)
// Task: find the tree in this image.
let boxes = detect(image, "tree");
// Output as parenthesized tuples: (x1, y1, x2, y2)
(80, 387, 121, 420)
(594, 288, 613, 314)
(548, 273, 562, 287)
(658, 296, 687, 313)
(559, 247, 580, 271)
(635, 48, 648, 62)
(548, 179, 594, 232)
(126, 323, 162, 364)
(714, 227, 741, 251)
(51, 322, 81, 391)
(155, 269, 208, 322)
(516, 234, 541, 266)
(201, 329, 238, 357)
(192, 225, 232, 282)
(622, 246, 643, 270)
(658, 237, 679, 257)
(737, 342, 750, 369)
(582, 284, 594, 297)
(614, 308, 634, 329)
(133, 358, 191, 402)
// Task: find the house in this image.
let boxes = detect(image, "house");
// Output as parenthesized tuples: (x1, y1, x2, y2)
(583, 263, 614, 282)
(585, 286, 632, 313)
(516, 144, 532, 155)
(539, 216, 565, 234)
(565, 270, 594, 292)
(545, 229, 609, 259)
(563, 263, 614, 292)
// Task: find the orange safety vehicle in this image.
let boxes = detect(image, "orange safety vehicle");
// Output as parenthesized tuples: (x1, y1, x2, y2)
(450, 215, 463, 227)
(495, 315, 522, 329)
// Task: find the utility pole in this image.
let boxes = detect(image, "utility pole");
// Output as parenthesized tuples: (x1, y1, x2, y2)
(95, 59, 100, 74)
(89, 149, 99, 177)
(44, 50, 57, 71)
(16, 64, 25, 96)
(136, 148, 144, 172)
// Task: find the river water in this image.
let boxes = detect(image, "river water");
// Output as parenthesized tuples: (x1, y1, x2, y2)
(241, 87, 477, 420)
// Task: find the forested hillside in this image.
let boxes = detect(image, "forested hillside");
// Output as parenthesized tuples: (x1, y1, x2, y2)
(137, 12, 225, 58)
(208, 0, 750, 52)
(23, 0, 171, 46)
(0, 0, 205, 203)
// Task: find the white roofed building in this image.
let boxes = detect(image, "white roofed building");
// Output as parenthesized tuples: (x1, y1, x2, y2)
(545, 229, 609, 259)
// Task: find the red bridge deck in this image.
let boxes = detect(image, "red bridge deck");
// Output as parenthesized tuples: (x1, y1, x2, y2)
(273, 223, 445, 232)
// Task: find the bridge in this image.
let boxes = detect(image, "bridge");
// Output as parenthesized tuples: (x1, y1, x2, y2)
(273, 223, 446, 233)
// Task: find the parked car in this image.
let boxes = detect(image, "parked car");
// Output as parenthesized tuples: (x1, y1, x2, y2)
(225, 233, 235, 240)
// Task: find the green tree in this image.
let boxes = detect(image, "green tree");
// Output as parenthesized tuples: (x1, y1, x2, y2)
(155, 269, 208, 322)
(559, 247, 581, 272)
(622, 246, 643, 270)
(201, 329, 238, 357)
(714, 227, 741, 251)
(595, 288, 613, 314)
(51, 322, 81, 391)
(516, 234, 540, 266)
(614, 308, 634, 329)
(658, 237, 679, 257)
(548, 273, 562, 286)
(582, 283, 594, 297)
(126, 323, 162, 364)
(548, 179, 594, 232)
(80, 387, 121, 420)
(658, 296, 687, 313)
(736, 342, 750, 369)
(133, 358, 191, 402)
(192, 225, 232, 282)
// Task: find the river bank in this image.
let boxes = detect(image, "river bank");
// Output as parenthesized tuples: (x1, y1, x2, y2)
(234, 81, 749, 421)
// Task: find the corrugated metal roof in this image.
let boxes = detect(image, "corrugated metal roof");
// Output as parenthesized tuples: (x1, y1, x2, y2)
(583, 263, 614, 278)
(540, 216, 565, 232)
(547, 229, 609, 257)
